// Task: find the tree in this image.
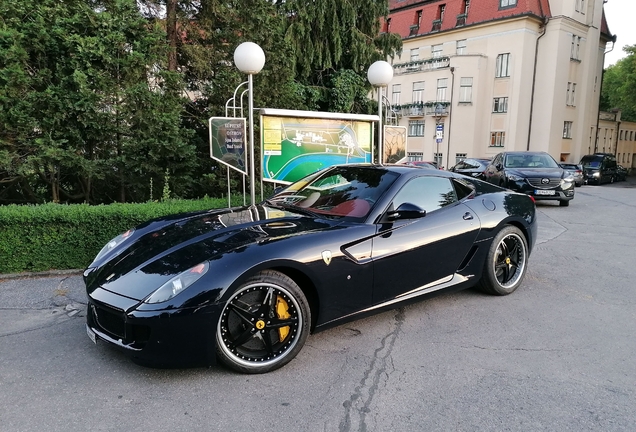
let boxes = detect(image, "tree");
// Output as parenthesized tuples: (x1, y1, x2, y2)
(282, 0, 402, 112)
(0, 0, 195, 203)
(601, 45, 636, 122)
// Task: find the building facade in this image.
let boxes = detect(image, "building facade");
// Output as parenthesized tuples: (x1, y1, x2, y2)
(383, 0, 616, 168)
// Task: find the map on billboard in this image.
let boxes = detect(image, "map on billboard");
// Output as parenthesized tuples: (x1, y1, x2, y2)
(209, 117, 247, 175)
(260, 109, 377, 183)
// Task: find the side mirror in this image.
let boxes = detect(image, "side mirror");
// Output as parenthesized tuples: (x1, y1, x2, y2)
(387, 203, 427, 221)
(496, 163, 503, 171)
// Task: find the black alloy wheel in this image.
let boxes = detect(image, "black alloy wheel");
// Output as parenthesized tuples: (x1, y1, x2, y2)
(478, 226, 528, 296)
(216, 270, 310, 374)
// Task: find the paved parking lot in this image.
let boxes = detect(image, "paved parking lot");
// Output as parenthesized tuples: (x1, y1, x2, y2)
(1, 178, 635, 431)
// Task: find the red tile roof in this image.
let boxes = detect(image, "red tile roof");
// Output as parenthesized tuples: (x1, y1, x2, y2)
(385, 0, 551, 38)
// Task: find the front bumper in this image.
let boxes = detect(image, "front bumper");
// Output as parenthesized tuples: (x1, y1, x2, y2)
(86, 292, 222, 367)
(506, 180, 575, 201)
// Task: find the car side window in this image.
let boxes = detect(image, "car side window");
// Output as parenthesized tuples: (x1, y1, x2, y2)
(393, 177, 458, 213)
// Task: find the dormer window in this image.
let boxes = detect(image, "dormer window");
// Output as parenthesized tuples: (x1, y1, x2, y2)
(500, 0, 517, 8)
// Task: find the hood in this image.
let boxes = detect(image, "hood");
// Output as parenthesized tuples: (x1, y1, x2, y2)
(86, 205, 336, 300)
(507, 168, 564, 178)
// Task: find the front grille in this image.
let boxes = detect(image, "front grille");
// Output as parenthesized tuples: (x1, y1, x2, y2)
(526, 178, 560, 189)
(92, 304, 126, 340)
(90, 303, 151, 348)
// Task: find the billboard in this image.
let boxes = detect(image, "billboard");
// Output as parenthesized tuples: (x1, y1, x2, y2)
(209, 117, 247, 175)
(260, 109, 378, 183)
(383, 125, 407, 164)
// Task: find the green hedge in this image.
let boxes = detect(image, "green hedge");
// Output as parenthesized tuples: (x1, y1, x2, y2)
(0, 198, 241, 274)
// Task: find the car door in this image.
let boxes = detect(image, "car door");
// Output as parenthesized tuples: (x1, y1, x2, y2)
(371, 176, 480, 303)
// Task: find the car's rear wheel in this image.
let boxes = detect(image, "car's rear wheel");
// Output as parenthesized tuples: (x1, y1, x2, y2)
(216, 270, 310, 374)
(477, 226, 528, 296)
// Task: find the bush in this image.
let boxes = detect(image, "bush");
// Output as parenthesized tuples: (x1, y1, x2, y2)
(0, 198, 241, 274)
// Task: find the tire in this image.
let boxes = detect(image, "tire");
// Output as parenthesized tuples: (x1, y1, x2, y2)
(216, 270, 310, 374)
(559, 200, 570, 207)
(477, 226, 529, 296)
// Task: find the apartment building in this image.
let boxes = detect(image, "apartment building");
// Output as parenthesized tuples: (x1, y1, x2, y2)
(382, 0, 615, 168)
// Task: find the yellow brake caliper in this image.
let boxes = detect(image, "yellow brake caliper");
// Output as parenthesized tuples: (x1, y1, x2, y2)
(275, 295, 291, 342)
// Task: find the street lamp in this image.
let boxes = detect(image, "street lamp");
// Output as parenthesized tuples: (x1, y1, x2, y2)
(234, 42, 265, 205)
(367, 61, 393, 164)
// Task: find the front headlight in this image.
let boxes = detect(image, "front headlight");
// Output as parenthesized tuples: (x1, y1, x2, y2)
(563, 174, 574, 182)
(93, 229, 135, 263)
(592, 172, 600, 178)
(144, 262, 210, 304)
(507, 174, 523, 182)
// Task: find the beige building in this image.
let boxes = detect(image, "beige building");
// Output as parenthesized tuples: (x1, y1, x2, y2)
(596, 111, 636, 170)
(383, 0, 617, 168)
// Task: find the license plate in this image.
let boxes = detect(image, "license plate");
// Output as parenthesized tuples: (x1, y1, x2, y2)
(535, 189, 555, 196)
(86, 324, 97, 344)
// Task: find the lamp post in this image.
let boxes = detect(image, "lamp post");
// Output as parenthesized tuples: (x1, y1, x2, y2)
(367, 61, 393, 164)
(234, 42, 265, 205)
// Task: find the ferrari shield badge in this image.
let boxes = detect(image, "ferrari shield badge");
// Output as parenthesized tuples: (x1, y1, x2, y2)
(321, 250, 332, 266)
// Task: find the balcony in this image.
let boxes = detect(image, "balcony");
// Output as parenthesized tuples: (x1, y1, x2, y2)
(424, 101, 450, 117)
(456, 13, 467, 27)
(431, 19, 442, 32)
(393, 101, 451, 118)
(392, 56, 451, 75)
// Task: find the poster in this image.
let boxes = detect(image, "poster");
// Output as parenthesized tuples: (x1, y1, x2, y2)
(209, 117, 247, 174)
(383, 126, 407, 164)
(260, 109, 377, 183)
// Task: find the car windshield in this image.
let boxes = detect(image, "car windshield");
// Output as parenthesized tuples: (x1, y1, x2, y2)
(581, 159, 601, 168)
(504, 154, 559, 169)
(268, 166, 400, 219)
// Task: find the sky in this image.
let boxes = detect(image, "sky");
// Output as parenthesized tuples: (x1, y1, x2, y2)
(603, 0, 634, 68)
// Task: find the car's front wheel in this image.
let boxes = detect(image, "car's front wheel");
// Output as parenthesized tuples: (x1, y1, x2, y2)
(216, 270, 310, 374)
(477, 226, 528, 296)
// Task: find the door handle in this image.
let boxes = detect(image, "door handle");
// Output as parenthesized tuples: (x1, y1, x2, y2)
(463, 212, 473, 220)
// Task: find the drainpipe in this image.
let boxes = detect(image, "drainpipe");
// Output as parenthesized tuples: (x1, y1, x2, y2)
(446, 67, 455, 169)
(526, 17, 548, 151)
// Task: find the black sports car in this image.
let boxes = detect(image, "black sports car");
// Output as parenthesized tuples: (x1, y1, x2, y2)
(84, 164, 537, 373)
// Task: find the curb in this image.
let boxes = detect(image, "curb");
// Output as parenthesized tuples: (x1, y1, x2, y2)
(0, 269, 83, 282)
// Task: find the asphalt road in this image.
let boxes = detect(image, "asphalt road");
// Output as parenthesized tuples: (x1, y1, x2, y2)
(1, 179, 635, 432)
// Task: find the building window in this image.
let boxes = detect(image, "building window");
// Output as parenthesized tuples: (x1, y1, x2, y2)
(408, 120, 425, 137)
(463, 0, 470, 14)
(571, 35, 581, 60)
(410, 48, 419, 62)
(493, 97, 508, 113)
(575, 0, 585, 13)
(459, 77, 473, 103)
(496, 53, 510, 78)
(412, 81, 425, 103)
(439, 4, 446, 21)
(500, 0, 517, 8)
(563, 121, 573, 138)
(436, 78, 448, 101)
(456, 153, 467, 164)
(456, 39, 467, 55)
(490, 131, 505, 147)
(620, 130, 624, 140)
(566, 82, 577, 106)
(385, 18, 391, 32)
(432, 44, 443, 58)
(392, 84, 401, 105)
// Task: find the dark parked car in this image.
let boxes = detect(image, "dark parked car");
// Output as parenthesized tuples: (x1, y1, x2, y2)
(448, 158, 491, 179)
(580, 153, 617, 185)
(560, 163, 584, 187)
(84, 164, 537, 373)
(401, 160, 439, 169)
(615, 165, 628, 182)
(483, 151, 575, 206)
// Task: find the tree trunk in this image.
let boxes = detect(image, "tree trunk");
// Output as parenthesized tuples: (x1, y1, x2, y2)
(166, 0, 178, 71)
